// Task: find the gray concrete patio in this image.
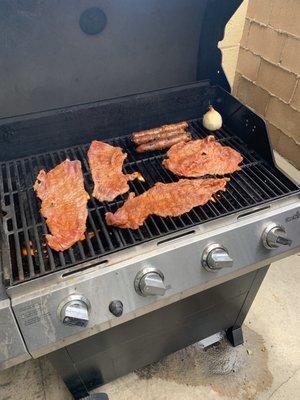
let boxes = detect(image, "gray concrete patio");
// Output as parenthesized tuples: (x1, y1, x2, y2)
(1, 152, 299, 400)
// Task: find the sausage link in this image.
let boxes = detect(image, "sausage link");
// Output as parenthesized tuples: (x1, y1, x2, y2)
(132, 121, 188, 141)
(133, 129, 187, 145)
(136, 132, 191, 152)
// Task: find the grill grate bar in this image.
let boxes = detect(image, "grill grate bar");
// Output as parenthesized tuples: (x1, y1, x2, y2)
(227, 175, 256, 206)
(1, 117, 299, 286)
(14, 162, 39, 278)
(253, 164, 288, 194)
(5, 163, 26, 281)
(234, 169, 266, 201)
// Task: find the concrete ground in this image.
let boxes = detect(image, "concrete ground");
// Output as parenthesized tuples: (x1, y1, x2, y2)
(0, 152, 299, 400)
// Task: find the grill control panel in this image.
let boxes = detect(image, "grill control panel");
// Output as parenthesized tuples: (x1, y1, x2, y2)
(12, 202, 300, 358)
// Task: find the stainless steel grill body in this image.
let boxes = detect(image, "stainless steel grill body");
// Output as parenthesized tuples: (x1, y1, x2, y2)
(8, 195, 300, 358)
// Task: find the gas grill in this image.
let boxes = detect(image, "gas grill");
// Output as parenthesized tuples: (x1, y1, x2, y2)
(0, 1, 300, 399)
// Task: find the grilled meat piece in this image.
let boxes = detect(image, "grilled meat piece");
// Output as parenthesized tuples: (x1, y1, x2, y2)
(132, 121, 188, 143)
(88, 140, 138, 202)
(34, 159, 89, 252)
(105, 178, 228, 229)
(163, 135, 243, 177)
(136, 132, 191, 152)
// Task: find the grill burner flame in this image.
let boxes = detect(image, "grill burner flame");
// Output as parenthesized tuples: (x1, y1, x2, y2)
(21, 240, 36, 257)
(22, 233, 96, 258)
(79, 232, 96, 241)
(136, 172, 145, 182)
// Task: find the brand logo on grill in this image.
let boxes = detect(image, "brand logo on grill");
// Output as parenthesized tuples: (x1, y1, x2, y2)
(285, 210, 300, 223)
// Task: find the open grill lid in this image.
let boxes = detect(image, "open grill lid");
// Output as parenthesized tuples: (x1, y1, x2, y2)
(0, 0, 242, 119)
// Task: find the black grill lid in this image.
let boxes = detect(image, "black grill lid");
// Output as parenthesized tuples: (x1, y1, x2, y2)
(0, 0, 242, 118)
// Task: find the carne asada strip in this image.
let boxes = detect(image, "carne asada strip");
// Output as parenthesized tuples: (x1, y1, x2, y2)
(163, 135, 243, 177)
(105, 178, 228, 229)
(34, 159, 89, 252)
(88, 140, 138, 202)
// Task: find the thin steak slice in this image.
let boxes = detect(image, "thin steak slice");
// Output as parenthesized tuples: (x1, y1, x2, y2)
(88, 140, 138, 202)
(163, 135, 243, 177)
(105, 178, 228, 229)
(34, 159, 89, 252)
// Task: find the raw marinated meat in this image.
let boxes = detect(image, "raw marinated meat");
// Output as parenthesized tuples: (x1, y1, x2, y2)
(88, 140, 138, 202)
(163, 135, 243, 177)
(105, 178, 228, 229)
(34, 159, 89, 252)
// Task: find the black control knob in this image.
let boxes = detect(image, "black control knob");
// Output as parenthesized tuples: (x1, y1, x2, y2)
(109, 300, 123, 317)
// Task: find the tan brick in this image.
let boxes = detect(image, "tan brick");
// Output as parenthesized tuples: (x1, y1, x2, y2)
(270, 0, 300, 37)
(281, 36, 300, 73)
(236, 48, 261, 81)
(247, 23, 285, 63)
(275, 134, 300, 169)
(236, 76, 270, 116)
(266, 97, 300, 141)
(256, 60, 297, 102)
(247, 0, 273, 24)
(219, 0, 249, 48)
(291, 81, 300, 111)
(241, 19, 251, 48)
(267, 122, 282, 148)
(232, 72, 242, 96)
(221, 46, 240, 88)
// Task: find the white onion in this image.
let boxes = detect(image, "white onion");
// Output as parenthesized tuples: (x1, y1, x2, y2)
(202, 106, 222, 131)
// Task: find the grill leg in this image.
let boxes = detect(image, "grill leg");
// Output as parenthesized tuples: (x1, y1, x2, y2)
(81, 394, 109, 400)
(226, 326, 244, 347)
(226, 265, 270, 347)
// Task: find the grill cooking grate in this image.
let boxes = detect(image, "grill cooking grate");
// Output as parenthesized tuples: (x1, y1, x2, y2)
(0, 118, 298, 286)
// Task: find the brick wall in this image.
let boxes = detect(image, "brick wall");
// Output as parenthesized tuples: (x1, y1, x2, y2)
(219, 1, 249, 87)
(233, 0, 300, 169)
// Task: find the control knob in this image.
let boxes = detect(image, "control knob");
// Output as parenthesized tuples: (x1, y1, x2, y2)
(262, 223, 292, 249)
(134, 267, 167, 296)
(109, 300, 123, 317)
(202, 243, 233, 271)
(58, 294, 91, 327)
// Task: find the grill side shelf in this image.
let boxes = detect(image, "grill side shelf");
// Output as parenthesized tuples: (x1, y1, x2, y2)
(0, 119, 299, 286)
